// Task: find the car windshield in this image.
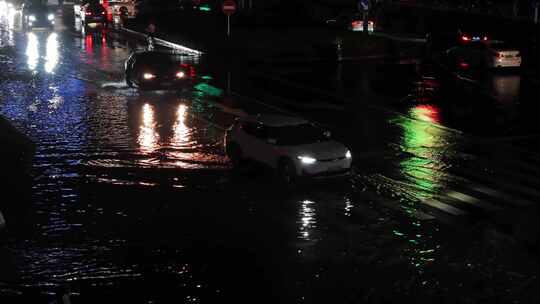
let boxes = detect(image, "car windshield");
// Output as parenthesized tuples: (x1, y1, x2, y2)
(267, 123, 329, 146)
(28, 3, 48, 11)
(138, 53, 176, 67)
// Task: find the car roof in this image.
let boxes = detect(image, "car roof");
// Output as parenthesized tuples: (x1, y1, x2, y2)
(239, 115, 309, 127)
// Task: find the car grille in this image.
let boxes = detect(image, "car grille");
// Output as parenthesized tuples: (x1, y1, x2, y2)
(318, 156, 346, 162)
(306, 168, 350, 178)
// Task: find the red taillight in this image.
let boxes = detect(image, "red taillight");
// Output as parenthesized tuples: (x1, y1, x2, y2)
(461, 36, 470, 41)
(85, 11, 92, 15)
(459, 62, 469, 68)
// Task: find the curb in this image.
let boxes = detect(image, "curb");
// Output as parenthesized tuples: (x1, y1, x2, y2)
(116, 27, 413, 63)
(118, 27, 204, 55)
(371, 32, 427, 43)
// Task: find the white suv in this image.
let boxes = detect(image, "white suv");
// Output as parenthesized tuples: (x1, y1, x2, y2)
(224, 114, 352, 184)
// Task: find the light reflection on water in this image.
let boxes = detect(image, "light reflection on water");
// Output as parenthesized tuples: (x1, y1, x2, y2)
(298, 200, 317, 241)
(0, 2, 17, 46)
(138, 103, 159, 154)
(26, 32, 39, 70)
(394, 105, 449, 271)
(45, 33, 59, 73)
(24, 32, 60, 73)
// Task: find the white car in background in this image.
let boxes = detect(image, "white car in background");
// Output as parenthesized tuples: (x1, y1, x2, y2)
(224, 114, 352, 184)
(484, 40, 521, 68)
(446, 40, 521, 69)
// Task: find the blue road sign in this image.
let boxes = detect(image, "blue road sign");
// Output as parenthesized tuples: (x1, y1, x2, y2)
(359, 0, 369, 11)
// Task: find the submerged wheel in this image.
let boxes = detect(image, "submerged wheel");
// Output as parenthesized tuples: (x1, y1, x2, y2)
(227, 143, 243, 168)
(125, 73, 133, 87)
(277, 158, 297, 186)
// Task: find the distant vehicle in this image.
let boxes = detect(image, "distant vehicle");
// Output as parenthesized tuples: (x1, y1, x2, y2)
(108, 0, 137, 18)
(124, 51, 196, 90)
(445, 40, 521, 70)
(483, 40, 521, 68)
(80, 3, 107, 27)
(21, 2, 55, 30)
(224, 114, 352, 185)
(325, 12, 375, 32)
(426, 26, 489, 55)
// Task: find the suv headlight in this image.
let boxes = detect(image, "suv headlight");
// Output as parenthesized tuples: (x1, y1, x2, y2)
(297, 156, 317, 165)
(48, 14, 54, 20)
(143, 73, 156, 80)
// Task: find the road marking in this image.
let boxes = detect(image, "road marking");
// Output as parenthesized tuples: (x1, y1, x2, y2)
(360, 190, 435, 221)
(421, 197, 468, 216)
(468, 184, 533, 207)
(452, 165, 540, 199)
(445, 190, 502, 211)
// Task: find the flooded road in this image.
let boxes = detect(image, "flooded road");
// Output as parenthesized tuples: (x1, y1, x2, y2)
(1, 4, 540, 303)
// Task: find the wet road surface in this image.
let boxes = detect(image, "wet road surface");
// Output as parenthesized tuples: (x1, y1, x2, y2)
(1, 4, 540, 303)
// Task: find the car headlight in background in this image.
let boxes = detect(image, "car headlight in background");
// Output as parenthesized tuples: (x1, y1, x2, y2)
(297, 156, 317, 165)
(143, 73, 156, 80)
(48, 14, 54, 20)
(345, 150, 352, 159)
(29, 15, 36, 21)
(176, 71, 185, 78)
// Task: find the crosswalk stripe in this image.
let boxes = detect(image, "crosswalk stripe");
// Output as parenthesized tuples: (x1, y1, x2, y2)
(467, 184, 533, 207)
(483, 165, 540, 190)
(451, 166, 540, 199)
(490, 157, 540, 179)
(445, 190, 502, 211)
(360, 190, 435, 221)
(421, 197, 468, 216)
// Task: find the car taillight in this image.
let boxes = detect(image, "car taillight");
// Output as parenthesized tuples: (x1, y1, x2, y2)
(85, 11, 92, 15)
(461, 36, 470, 41)
(101, 11, 105, 14)
(176, 71, 185, 78)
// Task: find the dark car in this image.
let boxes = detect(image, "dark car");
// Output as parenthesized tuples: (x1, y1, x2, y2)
(80, 3, 107, 27)
(124, 51, 196, 90)
(21, 2, 55, 30)
(426, 25, 489, 56)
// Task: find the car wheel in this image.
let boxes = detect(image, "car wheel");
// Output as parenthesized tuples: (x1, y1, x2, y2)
(226, 143, 243, 168)
(126, 74, 133, 87)
(277, 158, 297, 186)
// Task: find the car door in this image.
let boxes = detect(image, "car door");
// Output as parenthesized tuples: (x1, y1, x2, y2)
(238, 122, 274, 166)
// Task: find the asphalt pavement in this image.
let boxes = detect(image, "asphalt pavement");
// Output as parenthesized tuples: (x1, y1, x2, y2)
(1, 4, 540, 303)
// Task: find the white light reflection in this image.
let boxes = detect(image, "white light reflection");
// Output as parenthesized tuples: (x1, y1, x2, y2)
(298, 200, 317, 241)
(344, 198, 353, 217)
(45, 33, 59, 73)
(172, 104, 189, 145)
(45, 33, 58, 73)
(138, 103, 159, 153)
(26, 32, 39, 71)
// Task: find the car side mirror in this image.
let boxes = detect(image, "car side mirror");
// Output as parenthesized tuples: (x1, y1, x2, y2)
(324, 131, 331, 138)
(267, 138, 277, 145)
